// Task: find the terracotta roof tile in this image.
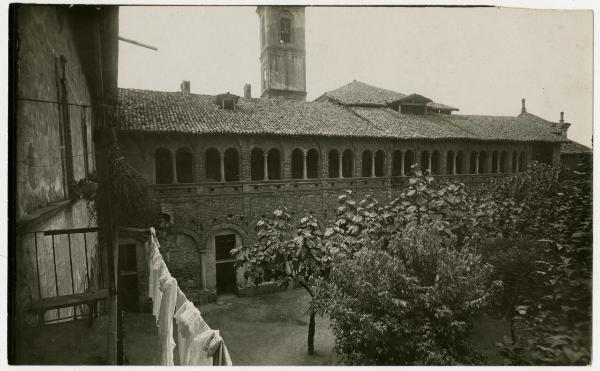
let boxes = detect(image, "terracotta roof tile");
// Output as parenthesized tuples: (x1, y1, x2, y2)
(561, 140, 592, 154)
(117, 87, 564, 143)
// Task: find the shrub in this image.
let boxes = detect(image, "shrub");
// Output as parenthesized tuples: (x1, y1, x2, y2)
(314, 224, 499, 365)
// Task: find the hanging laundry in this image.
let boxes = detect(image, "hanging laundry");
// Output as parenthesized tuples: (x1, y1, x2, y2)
(157, 274, 178, 366)
(212, 340, 233, 366)
(174, 299, 210, 365)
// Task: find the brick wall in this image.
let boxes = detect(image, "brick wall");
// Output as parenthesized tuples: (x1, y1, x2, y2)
(117, 131, 551, 303)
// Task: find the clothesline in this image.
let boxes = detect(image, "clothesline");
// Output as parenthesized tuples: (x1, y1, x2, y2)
(145, 227, 232, 366)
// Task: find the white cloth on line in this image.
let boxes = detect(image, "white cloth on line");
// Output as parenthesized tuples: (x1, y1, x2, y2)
(174, 300, 209, 365)
(158, 274, 178, 366)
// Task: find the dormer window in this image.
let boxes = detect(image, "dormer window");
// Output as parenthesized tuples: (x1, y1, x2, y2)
(223, 99, 235, 110)
(390, 93, 433, 115)
(215, 92, 240, 111)
(280, 17, 291, 43)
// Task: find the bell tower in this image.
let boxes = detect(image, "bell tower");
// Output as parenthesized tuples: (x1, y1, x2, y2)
(256, 6, 306, 101)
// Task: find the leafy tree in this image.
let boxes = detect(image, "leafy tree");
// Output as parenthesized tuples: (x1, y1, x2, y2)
(314, 223, 499, 365)
(483, 163, 592, 365)
(231, 206, 331, 355)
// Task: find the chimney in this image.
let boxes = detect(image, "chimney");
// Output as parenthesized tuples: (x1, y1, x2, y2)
(180, 80, 190, 94)
(521, 98, 526, 114)
(243, 83, 251, 99)
(558, 112, 570, 138)
(560, 111, 564, 124)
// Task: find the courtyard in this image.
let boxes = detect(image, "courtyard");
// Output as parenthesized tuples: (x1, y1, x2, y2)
(124, 287, 509, 366)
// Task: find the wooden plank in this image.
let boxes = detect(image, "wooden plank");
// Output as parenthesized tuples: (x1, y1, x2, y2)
(43, 227, 101, 236)
(25, 289, 109, 311)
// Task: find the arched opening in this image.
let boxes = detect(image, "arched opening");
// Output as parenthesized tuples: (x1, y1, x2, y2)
(512, 151, 519, 173)
(291, 149, 304, 179)
(478, 151, 488, 174)
(375, 150, 385, 177)
(342, 150, 354, 178)
(176, 148, 193, 183)
(361, 150, 372, 177)
(392, 150, 403, 176)
(404, 150, 415, 175)
(279, 17, 292, 43)
(250, 148, 264, 181)
(456, 151, 464, 174)
(421, 151, 430, 173)
(307, 149, 319, 179)
(499, 151, 508, 173)
(292, 148, 304, 179)
(491, 151, 499, 173)
(446, 151, 455, 175)
(155, 148, 174, 184)
(224, 148, 239, 181)
(267, 148, 281, 180)
(431, 151, 441, 175)
(328, 149, 340, 178)
(469, 151, 478, 174)
(204, 148, 220, 182)
(519, 151, 526, 172)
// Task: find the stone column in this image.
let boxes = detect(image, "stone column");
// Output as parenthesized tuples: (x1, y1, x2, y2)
(172, 152, 178, 183)
(263, 152, 269, 181)
(475, 154, 479, 175)
(219, 154, 225, 182)
(400, 153, 405, 176)
(452, 155, 457, 175)
(338, 153, 343, 179)
(371, 153, 376, 177)
(302, 150, 308, 179)
(428, 155, 432, 173)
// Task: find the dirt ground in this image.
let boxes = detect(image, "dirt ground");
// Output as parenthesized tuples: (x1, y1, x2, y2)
(124, 287, 337, 366)
(123, 287, 509, 366)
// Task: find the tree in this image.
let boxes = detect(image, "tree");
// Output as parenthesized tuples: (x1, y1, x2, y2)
(231, 206, 332, 355)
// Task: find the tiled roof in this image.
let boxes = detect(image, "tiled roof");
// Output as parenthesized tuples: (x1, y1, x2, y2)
(316, 80, 458, 111)
(117, 88, 385, 138)
(561, 140, 592, 155)
(437, 114, 565, 142)
(117, 87, 565, 143)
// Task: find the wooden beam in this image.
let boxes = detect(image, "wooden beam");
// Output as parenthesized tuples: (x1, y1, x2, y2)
(118, 36, 158, 51)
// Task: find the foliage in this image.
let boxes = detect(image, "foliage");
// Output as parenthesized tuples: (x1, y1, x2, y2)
(231, 206, 332, 354)
(314, 224, 499, 365)
(100, 150, 162, 227)
(484, 163, 592, 365)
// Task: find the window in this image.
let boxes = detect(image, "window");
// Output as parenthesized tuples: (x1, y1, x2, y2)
(404, 150, 415, 175)
(205, 148, 221, 182)
(57, 55, 74, 197)
(280, 17, 291, 43)
(176, 148, 193, 183)
(469, 151, 478, 174)
(342, 150, 354, 178)
(375, 150, 385, 177)
(250, 148, 264, 181)
(431, 151, 441, 175)
(222, 99, 235, 110)
(361, 150, 372, 177)
(267, 148, 282, 180)
(456, 151, 464, 174)
(392, 151, 403, 176)
(306, 149, 319, 179)
(446, 151, 455, 175)
(328, 150, 340, 178)
(499, 151, 508, 173)
(155, 148, 173, 184)
(215, 234, 236, 261)
(224, 148, 239, 182)
(421, 151, 430, 173)
(291, 149, 303, 179)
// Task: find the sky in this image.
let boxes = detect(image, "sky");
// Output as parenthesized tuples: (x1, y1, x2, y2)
(118, 6, 593, 146)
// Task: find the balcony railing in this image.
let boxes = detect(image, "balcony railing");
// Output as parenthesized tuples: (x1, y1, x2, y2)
(148, 173, 511, 198)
